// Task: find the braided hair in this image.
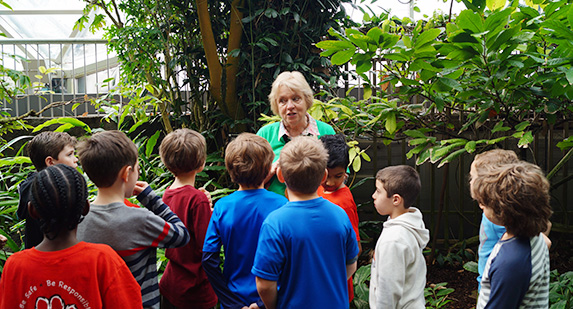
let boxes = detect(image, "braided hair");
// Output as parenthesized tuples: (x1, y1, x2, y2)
(29, 164, 88, 240)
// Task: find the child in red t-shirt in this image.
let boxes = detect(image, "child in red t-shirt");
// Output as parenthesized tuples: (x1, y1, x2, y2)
(0, 164, 142, 309)
(318, 134, 361, 303)
(158, 129, 217, 309)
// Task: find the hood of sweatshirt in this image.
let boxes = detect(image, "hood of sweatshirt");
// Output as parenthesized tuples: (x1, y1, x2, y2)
(383, 207, 430, 249)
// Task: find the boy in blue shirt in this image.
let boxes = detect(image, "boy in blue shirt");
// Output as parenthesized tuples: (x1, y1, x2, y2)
(252, 136, 359, 309)
(472, 162, 552, 308)
(202, 133, 288, 308)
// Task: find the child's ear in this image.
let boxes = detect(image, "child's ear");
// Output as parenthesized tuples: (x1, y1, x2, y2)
(45, 156, 55, 167)
(28, 202, 40, 220)
(321, 169, 328, 184)
(392, 194, 402, 205)
(120, 165, 131, 183)
(198, 162, 205, 173)
(277, 166, 285, 184)
(82, 200, 90, 216)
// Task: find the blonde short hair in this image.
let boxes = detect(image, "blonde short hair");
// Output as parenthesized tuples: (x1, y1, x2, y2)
(471, 161, 552, 238)
(159, 128, 206, 176)
(279, 136, 328, 194)
(225, 133, 274, 187)
(268, 71, 314, 116)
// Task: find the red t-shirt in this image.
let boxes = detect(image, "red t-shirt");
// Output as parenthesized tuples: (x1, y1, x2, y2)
(159, 185, 217, 308)
(0, 242, 142, 309)
(318, 185, 360, 302)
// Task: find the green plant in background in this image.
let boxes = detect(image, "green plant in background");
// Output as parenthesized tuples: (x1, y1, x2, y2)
(351, 265, 371, 309)
(425, 282, 455, 309)
(316, 0, 573, 174)
(550, 270, 573, 309)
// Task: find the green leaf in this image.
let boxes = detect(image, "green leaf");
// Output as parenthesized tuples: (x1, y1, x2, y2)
(565, 68, 573, 85)
(32, 117, 91, 133)
(465, 141, 477, 153)
(518, 131, 534, 148)
(315, 40, 355, 51)
(366, 27, 383, 44)
(414, 28, 441, 49)
(438, 148, 466, 168)
(486, 0, 507, 11)
(145, 131, 161, 158)
(404, 129, 427, 138)
(0, 156, 32, 167)
(457, 10, 484, 34)
(331, 48, 356, 65)
(416, 148, 432, 165)
(492, 121, 511, 133)
(352, 155, 361, 172)
(385, 113, 397, 134)
(463, 261, 479, 274)
(363, 84, 372, 100)
(515, 121, 530, 131)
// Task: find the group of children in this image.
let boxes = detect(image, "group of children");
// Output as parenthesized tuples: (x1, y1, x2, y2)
(0, 127, 552, 309)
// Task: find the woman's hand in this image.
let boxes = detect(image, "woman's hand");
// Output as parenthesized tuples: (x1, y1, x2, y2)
(263, 161, 279, 187)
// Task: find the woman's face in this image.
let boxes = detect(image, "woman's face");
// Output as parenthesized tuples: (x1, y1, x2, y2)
(277, 85, 307, 130)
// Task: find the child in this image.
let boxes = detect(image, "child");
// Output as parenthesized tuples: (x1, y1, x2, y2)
(470, 149, 519, 288)
(469, 149, 552, 290)
(17, 131, 78, 249)
(202, 133, 288, 308)
(76, 130, 190, 309)
(0, 164, 142, 308)
(318, 134, 361, 303)
(157, 128, 217, 309)
(471, 162, 551, 308)
(370, 165, 429, 309)
(252, 136, 359, 309)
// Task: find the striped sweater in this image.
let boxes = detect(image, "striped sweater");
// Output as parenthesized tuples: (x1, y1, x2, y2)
(77, 186, 190, 309)
(477, 234, 549, 308)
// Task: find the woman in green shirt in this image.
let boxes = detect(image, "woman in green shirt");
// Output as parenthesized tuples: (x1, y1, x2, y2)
(257, 71, 335, 196)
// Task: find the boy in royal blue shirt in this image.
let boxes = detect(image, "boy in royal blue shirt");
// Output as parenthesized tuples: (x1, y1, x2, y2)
(252, 136, 359, 309)
(202, 133, 288, 309)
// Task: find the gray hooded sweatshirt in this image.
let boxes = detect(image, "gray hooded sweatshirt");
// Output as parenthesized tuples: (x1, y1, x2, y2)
(370, 207, 430, 309)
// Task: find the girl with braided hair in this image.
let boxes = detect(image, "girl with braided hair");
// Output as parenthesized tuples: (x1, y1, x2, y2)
(0, 164, 142, 309)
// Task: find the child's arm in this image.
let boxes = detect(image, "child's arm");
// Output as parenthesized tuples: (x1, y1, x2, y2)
(134, 181, 190, 248)
(346, 260, 357, 280)
(202, 252, 252, 308)
(256, 277, 277, 309)
(374, 241, 407, 308)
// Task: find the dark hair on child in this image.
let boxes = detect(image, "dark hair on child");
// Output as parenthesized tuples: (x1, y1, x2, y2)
(471, 161, 552, 238)
(320, 134, 349, 170)
(29, 164, 88, 240)
(376, 165, 421, 208)
(77, 130, 138, 188)
(225, 133, 274, 188)
(28, 131, 77, 171)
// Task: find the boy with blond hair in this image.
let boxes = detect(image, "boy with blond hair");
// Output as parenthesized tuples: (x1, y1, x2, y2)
(76, 130, 190, 309)
(203, 133, 288, 309)
(472, 162, 552, 308)
(252, 136, 359, 309)
(370, 165, 429, 309)
(18, 131, 78, 248)
(158, 128, 217, 309)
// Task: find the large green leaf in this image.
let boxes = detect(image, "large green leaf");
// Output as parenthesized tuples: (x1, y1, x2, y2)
(331, 47, 356, 65)
(32, 117, 92, 133)
(413, 28, 442, 49)
(486, 0, 506, 11)
(457, 10, 485, 34)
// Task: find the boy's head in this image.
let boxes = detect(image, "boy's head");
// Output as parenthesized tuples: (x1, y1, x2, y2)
(225, 133, 273, 188)
(469, 149, 519, 199)
(278, 136, 328, 195)
(320, 134, 349, 192)
(29, 164, 89, 240)
(373, 165, 421, 215)
(159, 128, 206, 176)
(471, 161, 552, 238)
(28, 131, 77, 171)
(77, 130, 138, 188)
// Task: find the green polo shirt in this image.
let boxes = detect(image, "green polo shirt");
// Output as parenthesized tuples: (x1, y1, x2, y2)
(256, 120, 336, 196)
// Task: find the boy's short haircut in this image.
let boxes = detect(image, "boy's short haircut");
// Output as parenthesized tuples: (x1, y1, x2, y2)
(28, 131, 76, 170)
(376, 165, 421, 208)
(320, 134, 349, 169)
(225, 133, 273, 187)
(159, 128, 206, 176)
(279, 136, 328, 194)
(77, 130, 138, 188)
(471, 161, 552, 238)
